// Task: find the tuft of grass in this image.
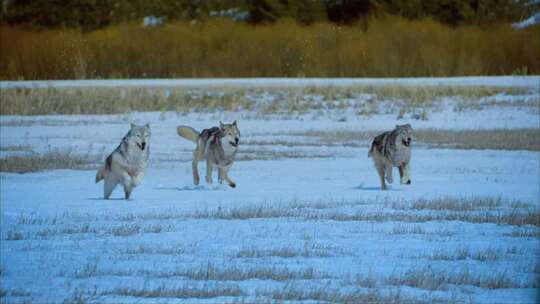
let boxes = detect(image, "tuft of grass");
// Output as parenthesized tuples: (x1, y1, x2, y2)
(262, 283, 413, 303)
(504, 226, 540, 238)
(6, 229, 24, 240)
(415, 129, 540, 151)
(293, 128, 540, 151)
(0, 145, 33, 152)
(236, 243, 336, 258)
(428, 247, 504, 262)
(105, 282, 243, 299)
(111, 224, 140, 237)
(180, 263, 326, 281)
(386, 267, 536, 290)
(123, 244, 185, 255)
(392, 196, 504, 211)
(0, 151, 97, 173)
(429, 247, 470, 261)
(74, 257, 100, 279)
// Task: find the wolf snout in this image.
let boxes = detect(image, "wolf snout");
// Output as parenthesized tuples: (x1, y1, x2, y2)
(137, 142, 146, 150)
(402, 138, 411, 147)
(230, 138, 239, 147)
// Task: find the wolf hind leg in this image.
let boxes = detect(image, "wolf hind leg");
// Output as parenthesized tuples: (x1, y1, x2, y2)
(192, 149, 201, 185)
(373, 157, 386, 190)
(104, 176, 118, 199)
(218, 168, 224, 184)
(205, 159, 213, 184)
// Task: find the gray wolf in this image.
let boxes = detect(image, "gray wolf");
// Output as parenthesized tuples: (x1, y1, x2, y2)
(95, 123, 151, 199)
(368, 124, 413, 190)
(177, 121, 240, 188)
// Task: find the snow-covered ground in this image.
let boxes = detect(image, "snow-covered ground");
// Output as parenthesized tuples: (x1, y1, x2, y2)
(1, 76, 538, 89)
(1, 78, 539, 303)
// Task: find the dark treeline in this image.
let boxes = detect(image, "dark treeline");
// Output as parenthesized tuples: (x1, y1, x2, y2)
(1, 0, 535, 30)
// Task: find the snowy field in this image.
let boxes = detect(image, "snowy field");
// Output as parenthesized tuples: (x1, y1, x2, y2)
(1, 77, 539, 303)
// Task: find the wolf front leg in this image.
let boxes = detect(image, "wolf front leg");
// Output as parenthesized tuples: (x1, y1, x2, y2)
(104, 176, 118, 199)
(400, 162, 411, 185)
(132, 171, 144, 187)
(384, 159, 393, 184)
(221, 167, 236, 188)
(119, 172, 133, 200)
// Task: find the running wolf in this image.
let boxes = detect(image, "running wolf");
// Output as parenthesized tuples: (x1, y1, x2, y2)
(95, 123, 151, 199)
(368, 124, 413, 190)
(177, 121, 240, 188)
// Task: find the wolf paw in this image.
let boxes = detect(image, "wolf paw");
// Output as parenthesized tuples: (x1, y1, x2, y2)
(229, 182, 236, 188)
(385, 176, 393, 184)
(400, 178, 411, 185)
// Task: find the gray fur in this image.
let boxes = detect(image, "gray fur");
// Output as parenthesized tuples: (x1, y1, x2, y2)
(368, 124, 413, 190)
(96, 123, 151, 199)
(178, 121, 240, 188)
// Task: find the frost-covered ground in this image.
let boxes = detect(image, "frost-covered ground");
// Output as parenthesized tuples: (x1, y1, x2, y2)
(1, 77, 539, 303)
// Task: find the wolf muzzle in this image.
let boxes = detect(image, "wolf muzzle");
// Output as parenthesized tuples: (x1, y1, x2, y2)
(402, 137, 411, 147)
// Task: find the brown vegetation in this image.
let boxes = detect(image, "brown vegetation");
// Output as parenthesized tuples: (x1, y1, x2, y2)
(1, 17, 538, 80)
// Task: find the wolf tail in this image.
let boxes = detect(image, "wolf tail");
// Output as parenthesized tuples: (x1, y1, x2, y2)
(368, 142, 374, 158)
(95, 166, 106, 183)
(177, 125, 199, 143)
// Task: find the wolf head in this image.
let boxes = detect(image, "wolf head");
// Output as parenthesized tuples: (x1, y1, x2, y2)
(395, 124, 413, 147)
(127, 123, 151, 151)
(219, 120, 240, 148)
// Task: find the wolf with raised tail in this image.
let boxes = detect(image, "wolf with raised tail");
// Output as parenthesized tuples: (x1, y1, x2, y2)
(95, 123, 151, 199)
(177, 121, 240, 188)
(368, 124, 413, 190)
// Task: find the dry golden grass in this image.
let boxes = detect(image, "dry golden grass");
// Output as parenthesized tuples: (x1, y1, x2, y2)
(0, 151, 96, 173)
(0, 85, 527, 115)
(1, 17, 538, 79)
(289, 128, 540, 151)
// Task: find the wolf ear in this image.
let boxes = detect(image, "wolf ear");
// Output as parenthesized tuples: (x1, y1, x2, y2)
(131, 123, 136, 129)
(233, 120, 237, 126)
(219, 121, 224, 129)
(145, 123, 150, 129)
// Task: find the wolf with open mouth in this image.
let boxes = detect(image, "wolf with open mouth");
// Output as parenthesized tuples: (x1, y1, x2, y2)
(95, 123, 151, 199)
(368, 124, 413, 190)
(177, 121, 240, 188)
